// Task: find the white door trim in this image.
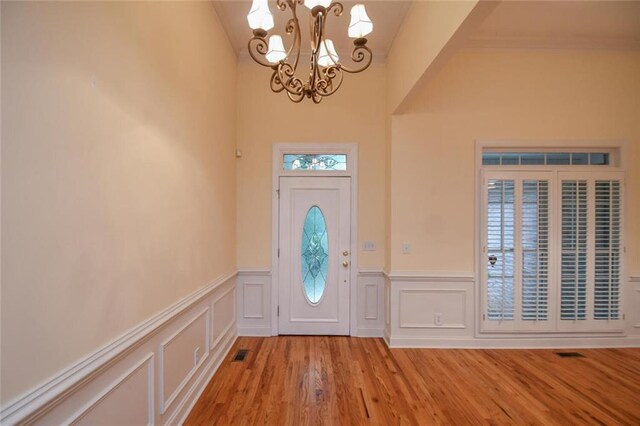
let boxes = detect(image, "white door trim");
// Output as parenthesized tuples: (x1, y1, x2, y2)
(271, 143, 358, 336)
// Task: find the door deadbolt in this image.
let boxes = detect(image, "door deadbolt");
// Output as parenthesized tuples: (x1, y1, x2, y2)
(342, 261, 349, 267)
(342, 250, 349, 256)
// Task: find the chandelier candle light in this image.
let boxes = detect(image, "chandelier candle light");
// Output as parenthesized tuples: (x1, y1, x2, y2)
(247, 0, 374, 103)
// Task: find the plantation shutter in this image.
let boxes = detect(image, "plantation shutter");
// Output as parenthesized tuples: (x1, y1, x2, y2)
(521, 180, 549, 321)
(486, 179, 515, 321)
(484, 173, 553, 331)
(561, 180, 588, 320)
(559, 172, 624, 330)
(594, 180, 621, 320)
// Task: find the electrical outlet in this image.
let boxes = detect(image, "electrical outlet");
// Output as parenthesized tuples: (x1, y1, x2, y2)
(363, 240, 376, 251)
(194, 347, 201, 366)
(402, 242, 411, 254)
(434, 313, 443, 326)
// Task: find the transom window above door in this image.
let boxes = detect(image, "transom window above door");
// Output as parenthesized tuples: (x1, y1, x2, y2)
(482, 150, 614, 166)
(283, 154, 347, 171)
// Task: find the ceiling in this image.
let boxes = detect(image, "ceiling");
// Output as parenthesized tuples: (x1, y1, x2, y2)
(213, 0, 640, 65)
(212, 0, 412, 63)
(468, 1, 640, 50)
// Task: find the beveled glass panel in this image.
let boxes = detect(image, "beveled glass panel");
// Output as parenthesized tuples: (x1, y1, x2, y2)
(301, 206, 329, 304)
(283, 154, 347, 171)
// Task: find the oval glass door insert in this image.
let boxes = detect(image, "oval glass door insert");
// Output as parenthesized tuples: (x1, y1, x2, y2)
(301, 206, 329, 304)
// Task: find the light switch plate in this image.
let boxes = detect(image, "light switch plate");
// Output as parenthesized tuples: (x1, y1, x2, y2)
(363, 240, 376, 251)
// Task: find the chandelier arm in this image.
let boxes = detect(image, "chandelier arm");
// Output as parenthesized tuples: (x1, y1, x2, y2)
(284, 2, 302, 71)
(248, 36, 278, 69)
(308, 11, 324, 96)
(339, 42, 373, 74)
(276, 0, 288, 12)
(315, 66, 344, 97)
(270, 70, 287, 93)
(326, 2, 344, 17)
(287, 90, 305, 103)
(276, 63, 306, 98)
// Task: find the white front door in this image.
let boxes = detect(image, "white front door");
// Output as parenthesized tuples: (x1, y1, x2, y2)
(278, 177, 351, 335)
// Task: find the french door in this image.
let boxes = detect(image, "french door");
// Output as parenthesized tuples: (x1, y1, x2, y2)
(278, 177, 351, 335)
(481, 170, 624, 333)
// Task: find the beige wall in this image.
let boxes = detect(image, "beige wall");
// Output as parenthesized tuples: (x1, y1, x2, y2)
(389, 49, 640, 275)
(1, 1, 237, 403)
(236, 63, 387, 270)
(386, 0, 478, 114)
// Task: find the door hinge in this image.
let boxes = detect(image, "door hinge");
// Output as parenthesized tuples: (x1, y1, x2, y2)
(277, 306, 280, 317)
(622, 313, 626, 320)
(483, 314, 486, 320)
(276, 189, 280, 199)
(277, 248, 280, 258)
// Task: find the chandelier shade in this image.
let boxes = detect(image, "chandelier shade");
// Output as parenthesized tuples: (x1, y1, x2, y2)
(266, 35, 287, 63)
(304, 0, 332, 9)
(348, 4, 373, 38)
(317, 39, 339, 67)
(246, 0, 373, 103)
(247, 0, 274, 31)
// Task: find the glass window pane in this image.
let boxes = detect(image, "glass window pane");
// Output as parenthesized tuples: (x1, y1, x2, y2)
(547, 153, 571, 165)
(520, 153, 545, 165)
(482, 153, 500, 165)
(590, 153, 609, 165)
(283, 154, 347, 171)
(571, 153, 589, 165)
(301, 206, 328, 304)
(500, 154, 519, 165)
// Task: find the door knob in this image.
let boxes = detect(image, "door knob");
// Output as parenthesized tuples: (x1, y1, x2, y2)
(342, 250, 349, 256)
(342, 261, 349, 267)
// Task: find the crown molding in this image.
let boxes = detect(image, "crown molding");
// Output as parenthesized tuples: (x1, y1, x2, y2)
(464, 35, 640, 51)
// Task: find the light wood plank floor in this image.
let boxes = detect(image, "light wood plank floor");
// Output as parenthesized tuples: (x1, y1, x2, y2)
(186, 337, 640, 425)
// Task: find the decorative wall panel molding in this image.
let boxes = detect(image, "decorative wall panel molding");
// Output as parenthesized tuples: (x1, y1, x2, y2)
(399, 289, 466, 329)
(71, 354, 154, 425)
(236, 270, 272, 336)
(356, 270, 384, 337)
(212, 287, 236, 349)
(243, 283, 265, 319)
(0, 272, 237, 425)
(159, 308, 210, 414)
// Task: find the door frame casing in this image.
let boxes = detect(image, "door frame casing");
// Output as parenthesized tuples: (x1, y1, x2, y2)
(271, 143, 358, 336)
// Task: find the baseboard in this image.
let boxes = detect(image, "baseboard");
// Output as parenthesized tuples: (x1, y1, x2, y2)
(0, 271, 238, 425)
(356, 327, 384, 338)
(237, 326, 273, 337)
(386, 336, 640, 349)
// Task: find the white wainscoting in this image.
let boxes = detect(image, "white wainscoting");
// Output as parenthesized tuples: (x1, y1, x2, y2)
(0, 272, 238, 426)
(236, 269, 273, 336)
(384, 271, 640, 348)
(236, 269, 384, 337)
(356, 270, 384, 337)
(384, 271, 475, 348)
(631, 276, 640, 331)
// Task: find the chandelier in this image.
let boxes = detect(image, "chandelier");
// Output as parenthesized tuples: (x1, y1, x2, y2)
(246, 0, 374, 103)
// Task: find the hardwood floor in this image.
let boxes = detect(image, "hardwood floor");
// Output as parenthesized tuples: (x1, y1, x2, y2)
(185, 337, 640, 425)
